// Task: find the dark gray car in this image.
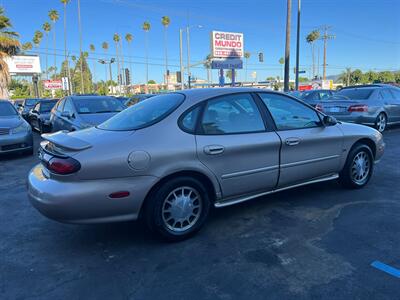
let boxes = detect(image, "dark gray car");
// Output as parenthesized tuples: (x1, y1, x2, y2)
(27, 100, 57, 133)
(318, 84, 400, 132)
(18, 98, 42, 120)
(0, 100, 33, 155)
(50, 95, 125, 132)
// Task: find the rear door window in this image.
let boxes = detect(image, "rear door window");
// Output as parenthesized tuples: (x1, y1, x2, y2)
(200, 93, 265, 135)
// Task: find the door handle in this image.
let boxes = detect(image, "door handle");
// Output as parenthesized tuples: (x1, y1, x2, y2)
(285, 138, 300, 146)
(204, 145, 225, 155)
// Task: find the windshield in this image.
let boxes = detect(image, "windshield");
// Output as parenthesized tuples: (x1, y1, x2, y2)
(40, 102, 56, 113)
(0, 102, 18, 116)
(337, 88, 374, 99)
(72, 97, 125, 114)
(25, 99, 40, 106)
(98, 93, 184, 131)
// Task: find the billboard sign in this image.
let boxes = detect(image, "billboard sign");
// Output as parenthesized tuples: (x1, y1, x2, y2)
(211, 31, 244, 58)
(5, 55, 41, 75)
(44, 80, 62, 90)
(211, 59, 243, 69)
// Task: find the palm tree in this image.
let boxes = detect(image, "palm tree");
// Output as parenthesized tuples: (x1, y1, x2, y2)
(161, 16, 170, 86)
(142, 21, 151, 87)
(125, 33, 133, 87)
(339, 67, 352, 86)
(21, 42, 33, 52)
(0, 7, 20, 98)
(60, 0, 70, 93)
(244, 51, 250, 82)
(113, 33, 121, 86)
(102, 42, 109, 83)
(33, 30, 43, 49)
(90, 44, 96, 85)
(306, 30, 320, 79)
(278, 57, 285, 84)
(48, 9, 59, 77)
(203, 54, 212, 84)
(42, 22, 51, 79)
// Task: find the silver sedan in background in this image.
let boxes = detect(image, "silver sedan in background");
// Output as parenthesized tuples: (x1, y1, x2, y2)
(28, 88, 385, 241)
(317, 84, 400, 132)
(0, 100, 33, 155)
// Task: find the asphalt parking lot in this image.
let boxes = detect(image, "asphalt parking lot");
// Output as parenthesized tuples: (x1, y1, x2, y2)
(1, 127, 399, 300)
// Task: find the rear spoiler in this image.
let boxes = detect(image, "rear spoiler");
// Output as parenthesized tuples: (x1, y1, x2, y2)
(41, 131, 92, 151)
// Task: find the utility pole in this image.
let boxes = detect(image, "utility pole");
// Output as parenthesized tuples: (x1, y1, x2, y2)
(284, 0, 292, 92)
(77, 0, 84, 94)
(319, 25, 335, 80)
(295, 0, 301, 90)
(186, 26, 191, 89)
(179, 29, 184, 90)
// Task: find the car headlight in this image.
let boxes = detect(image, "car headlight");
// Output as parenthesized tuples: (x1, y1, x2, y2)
(11, 122, 31, 134)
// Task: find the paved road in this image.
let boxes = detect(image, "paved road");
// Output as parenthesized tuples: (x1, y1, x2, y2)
(1, 128, 400, 300)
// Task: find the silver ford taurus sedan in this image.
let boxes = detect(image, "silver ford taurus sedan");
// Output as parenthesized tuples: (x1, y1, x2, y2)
(28, 88, 385, 241)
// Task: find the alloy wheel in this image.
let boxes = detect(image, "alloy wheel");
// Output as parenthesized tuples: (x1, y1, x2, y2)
(161, 186, 202, 233)
(376, 114, 386, 132)
(351, 151, 371, 185)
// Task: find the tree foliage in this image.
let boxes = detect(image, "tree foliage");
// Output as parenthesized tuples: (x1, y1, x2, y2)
(72, 53, 92, 93)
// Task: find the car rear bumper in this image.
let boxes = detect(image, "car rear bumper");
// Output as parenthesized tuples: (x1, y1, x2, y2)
(27, 164, 158, 224)
(0, 131, 33, 154)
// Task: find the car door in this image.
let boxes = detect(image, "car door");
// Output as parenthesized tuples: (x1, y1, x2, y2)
(388, 88, 400, 122)
(59, 99, 76, 131)
(257, 92, 344, 188)
(195, 93, 281, 199)
(50, 98, 65, 132)
(30, 103, 40, 129)
(380, 89, 397, 122)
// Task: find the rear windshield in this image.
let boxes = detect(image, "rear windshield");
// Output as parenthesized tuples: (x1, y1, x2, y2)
(72, 97, 125, 114)
(98, 93, 184, 131)
(337, 88, 374, 99)
(40, 102, 56, 113)
(25, 99, 40, 106)
(0, 102, 18, 116)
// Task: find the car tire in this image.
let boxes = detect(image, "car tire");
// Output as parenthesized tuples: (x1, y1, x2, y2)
(375, 113, 387, 133)
(144, 176, 211, 242)
(339, 143, 374, 189)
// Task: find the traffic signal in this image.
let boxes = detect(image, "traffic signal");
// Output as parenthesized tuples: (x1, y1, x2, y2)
(176, 71, 182, 83)
(258, 52, 264, 62)
(125, 68, 131, 85)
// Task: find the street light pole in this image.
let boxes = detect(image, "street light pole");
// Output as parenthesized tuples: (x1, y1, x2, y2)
(284, 0, 292, 92)
(179, 29, 184, 90)
(295, 0, 301, 90)
(99, 58, 115, 95)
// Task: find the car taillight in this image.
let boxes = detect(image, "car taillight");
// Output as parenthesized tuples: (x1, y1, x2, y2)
(315, 104, 324, 112)
(47, 157, 81, 175)
(348, 105, 368, 112)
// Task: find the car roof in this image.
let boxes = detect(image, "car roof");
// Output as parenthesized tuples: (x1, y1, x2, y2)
(176, 87, 275, 103)
(340, 84, 392, 90)
(69, 95, 116, 101)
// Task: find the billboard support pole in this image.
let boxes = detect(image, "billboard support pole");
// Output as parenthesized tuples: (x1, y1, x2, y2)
(231, 68, 235, 86)
(32, 74, 39, 98)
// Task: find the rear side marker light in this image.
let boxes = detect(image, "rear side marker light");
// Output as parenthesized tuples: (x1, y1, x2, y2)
(109, 191, 130, 198)
(348, 105, 368, 112)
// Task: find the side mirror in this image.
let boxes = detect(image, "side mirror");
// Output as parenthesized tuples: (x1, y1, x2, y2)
(61, 111, 72, 119)
(323, 115, 337, 126)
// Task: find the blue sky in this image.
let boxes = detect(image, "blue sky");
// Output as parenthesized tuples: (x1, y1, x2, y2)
(3, 0, 400, 84)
